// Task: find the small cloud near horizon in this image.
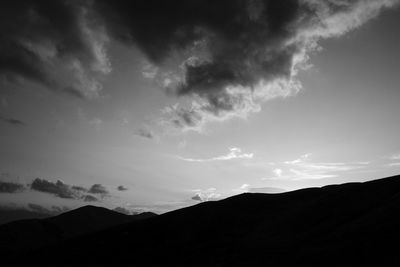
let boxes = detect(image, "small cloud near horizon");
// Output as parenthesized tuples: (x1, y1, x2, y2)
(88, 184, 109, 196)
(191, 188, 221, 202)
(117, 185, 128, 191)
(0, 180, 26, 193)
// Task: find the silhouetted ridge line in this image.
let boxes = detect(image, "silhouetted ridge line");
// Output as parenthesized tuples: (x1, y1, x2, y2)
(0, 205, 157, 253)
(3, 175, 400, 266)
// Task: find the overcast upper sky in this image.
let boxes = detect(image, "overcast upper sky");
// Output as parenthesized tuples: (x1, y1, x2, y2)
(1, 0, 400, 214)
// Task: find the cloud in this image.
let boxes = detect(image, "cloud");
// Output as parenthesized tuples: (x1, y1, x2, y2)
(141, 62, 159, 79)
(71, 185, 88, 192)
(385, 162, 400, 167)
(0, 180, 26, 193)
(1, 0, 397, 128)
(113, 206, 135, 215)
(273, 168, 283, 177)
(161, 91, 262, 133)
(134, 128, 154, 139)
(231, 184, 286, 194)
(30, 178, 109, 200)
(0, 0, 110, 98)
(232, 183, 251, 194)
(93, 0, 399, 131)
(191, 188, 221, 202)
(82, 195, 98, 202)
(0, 115, 25, 127)
(191, 194, 203, 201)
(179, 147, 253, 162)
(31, 178, 79, 199)
(249, 187, 286, 194)
(382, 153, 400, 167)
(389, 153, 400, 160)
(117, 185, 128, 191)
(263, 153, 368, 180)
(88, 184, 109, 196)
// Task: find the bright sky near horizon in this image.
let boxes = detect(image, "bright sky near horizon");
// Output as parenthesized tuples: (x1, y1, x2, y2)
(1, 0, 400, 214)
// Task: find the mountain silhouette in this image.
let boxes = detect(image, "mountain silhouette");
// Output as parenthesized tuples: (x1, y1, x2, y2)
(0, 208, 52, 225)
(0, 205, 156, 251)
(3, 175, 400, 266)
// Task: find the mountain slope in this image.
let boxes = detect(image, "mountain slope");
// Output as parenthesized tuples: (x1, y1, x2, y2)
(0, 208, 51, 225)
(0, 205, 157, 251)
(5, 175, 400, 266)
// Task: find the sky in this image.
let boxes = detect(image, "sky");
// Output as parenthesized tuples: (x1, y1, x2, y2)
(1, 0, 400, 214)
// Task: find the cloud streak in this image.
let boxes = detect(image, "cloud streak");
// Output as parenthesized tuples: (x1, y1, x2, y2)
(0, 115, 25, 127)
(179, 147, 253, 162)
(263, 153, 369, 181)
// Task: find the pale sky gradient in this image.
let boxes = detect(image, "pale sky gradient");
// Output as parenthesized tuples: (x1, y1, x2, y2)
(1, 1, 400, 214)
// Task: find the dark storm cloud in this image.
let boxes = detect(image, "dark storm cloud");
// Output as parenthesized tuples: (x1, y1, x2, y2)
(0, 115, 25, 127)
(1, 0, 397, 129)
(117, 185, 128, 191)
(95, 0, 302, 110)
(83, 195, 98, 202)
(88, 184, 109, 196)
(0, 0, 110, 98)
(0, 181, 26, 193)
(94, 0, 398, 131)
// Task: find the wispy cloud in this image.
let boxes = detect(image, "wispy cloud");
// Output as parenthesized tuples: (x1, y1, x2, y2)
(388, 153, 400, 161)
(385, 162, 400, 167)
(0, 115, 25, 127)
(382, 152, 400, 167)
(232, 184, 251, 194)
(179, 147, 253, 162)
(263, 153, 368, 181)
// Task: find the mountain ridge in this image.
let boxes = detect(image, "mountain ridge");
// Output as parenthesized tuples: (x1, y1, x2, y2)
(3, 175, 400, 266)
